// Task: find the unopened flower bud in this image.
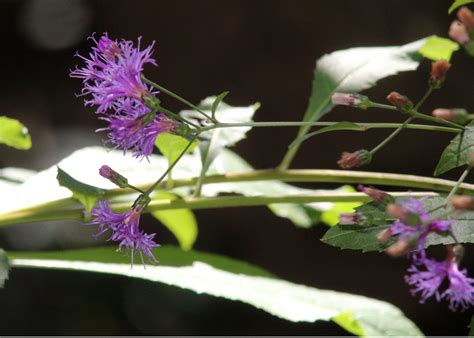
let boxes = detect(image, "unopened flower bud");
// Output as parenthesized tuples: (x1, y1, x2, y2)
(386, 203, 406, 220)
(386, 91, 413, 113)
(457, 6, 474, 29)
(377, 228, 393, 242)
(331, 93, 370, 109)
(449, 20, 470, 45)
(450, 194, 474, 211)
(432, 108, 468, 124)
(99, 165, 129, 188)
(430, 60, 451, 88)
(337, 149, 372, 169)
(358, 185, 395, 206)
(385, 238, 412, 257)
(339, 212, 366, 225)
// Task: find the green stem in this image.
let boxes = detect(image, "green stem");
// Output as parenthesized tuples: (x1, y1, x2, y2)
(142, 76, 216, 122)
(414, 86, 434, 111)
(201, 121, 460, 133)
(447, 166, 472, 200)
(370, 117, 415, 155)
(144, 134, 199, 196)
(158, 106, 201, 129)
(4, 169, 474, 227)
(0, 191, 440, 228)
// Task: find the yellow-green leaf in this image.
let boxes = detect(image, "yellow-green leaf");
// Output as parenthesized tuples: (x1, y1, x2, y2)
(0, 116, 32, 150)
(419, 36, 459, 61)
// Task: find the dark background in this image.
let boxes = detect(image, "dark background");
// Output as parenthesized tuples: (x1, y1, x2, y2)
(0, 0, 473, 335)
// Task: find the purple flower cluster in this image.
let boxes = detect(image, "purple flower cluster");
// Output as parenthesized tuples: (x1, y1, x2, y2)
(383, 197, 474, 311)
(71, 33, 174, 159)
(89, 200, 158, 265)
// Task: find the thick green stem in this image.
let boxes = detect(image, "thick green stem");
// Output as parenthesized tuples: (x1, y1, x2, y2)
(0, 191, 440, 228)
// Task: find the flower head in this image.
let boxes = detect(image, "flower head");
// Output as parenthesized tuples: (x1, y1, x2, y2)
(430, 60, 451, 88)
(449, 20, 470, 45)
(406, 246, 474, 311)
(337, 149, 372, 169)
(338, 212, 365, 225)
(71, 33, 157, 113)
(88, 200, 158, 265)
(386, 91, 413, 112)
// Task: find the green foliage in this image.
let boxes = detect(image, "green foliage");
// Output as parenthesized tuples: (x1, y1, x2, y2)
(8, 246, 422, 336)
(0, 249, 8, 287)
(0, 116, 32, 150)
(469, 315, 474, 336)
(211, 91, 230, 119)
(302, 38, 425, 124)
(320, 186, 362, 226)
(418, 36, 460, 61)
(56, 167, 107, 212)
(434, 122, 474, 176)
(151, 191, 198, 250)
(448, 0, 474, 14)
(322, 197, 474, 252)
(155, 133, 198, 164)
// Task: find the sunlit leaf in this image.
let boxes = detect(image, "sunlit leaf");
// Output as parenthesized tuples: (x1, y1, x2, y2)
(57, 167, 107, 211)
(418, 36, 459, 61)
(448, 0, 474, 14)
(151, 191, 198, 250)
(319, 186, 362, 226)
(434, 121, 474, 176)
(155, 133, 198, 164)
(8, 246, 423, 336)
(0, 116, 32, 150)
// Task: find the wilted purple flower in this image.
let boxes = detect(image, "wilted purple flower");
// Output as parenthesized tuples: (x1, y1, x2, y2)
(406, 249, 474, 311)
(89, 200, 158, 265)
(71, 33, 157, 113)
(101, 101, 175, 159)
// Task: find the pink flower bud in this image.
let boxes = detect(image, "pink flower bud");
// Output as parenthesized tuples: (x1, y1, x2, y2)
(337, 149, 372, 169)
(457, 6, 474, 29)
(450, 195, 474, 211)
(377, 228, 393, 242)
(99, 165, 129, 188)
(358, 185, 395, 205)
(386, 91, 413, 112)
(449, 20, 470, 45)
(432, 108, 468, 124)
(386, 239, 412, 257)
(332, 93, 362, 106)
(430, 60, 451, 85)
(339, 212, 365, 225)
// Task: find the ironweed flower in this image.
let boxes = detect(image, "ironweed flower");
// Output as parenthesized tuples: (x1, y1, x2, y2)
(101, 104, 175, 159)
(70, 33, 157, 113)
(89, 200, 158, 266)
(449, 20, 470, 45)
(430, 60, 451, 88)
(337, 149, 372, 169)
(406, 246, 474, 311)
(338, 212, 365, 225)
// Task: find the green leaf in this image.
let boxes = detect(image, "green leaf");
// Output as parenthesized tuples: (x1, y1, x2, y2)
(151, 191, 198, 250)
(449, 0, 474, 14)
(0, 116, 32, 150)
(56, 167, 107, 211)
(322, 197, 474, 252)
(320, 186, 362, 226)
(302, 38, 425, 124)
(418, 36, 460, 61)
(469, 315, 474, 336)
(0, 249, 8, 287)
(211, 91, 230, 118)
(332, 311, 365, 337)
(434, 121, 474, 176)
(8, 246, 423, 336)
(155, 133, 198, 164)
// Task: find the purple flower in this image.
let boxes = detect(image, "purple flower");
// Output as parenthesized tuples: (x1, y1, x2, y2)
(71, 33, 157, 113)
(89, 200, 158, 265)
(406, 252, 474, 311)
(100, 101, 175, 159)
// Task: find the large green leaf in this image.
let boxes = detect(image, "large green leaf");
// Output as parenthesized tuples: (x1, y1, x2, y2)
(151, 191, 198, 251)
(0, 249, 8, 287)
(57, 167, 107, 212)
(155, 133, 198, 164)
(302, 38, 425, 124)
(322, 197, 474, 252)
(434, 122, 474, 176)
(7, 246, 423, 336)
(0, 116, 32, 150)
(418, 36, 459, 61)
(448, 0, 474, 14)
